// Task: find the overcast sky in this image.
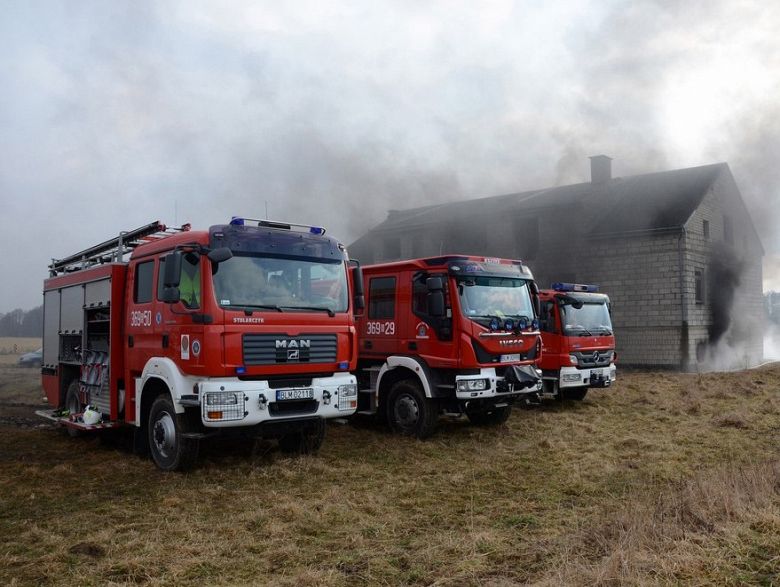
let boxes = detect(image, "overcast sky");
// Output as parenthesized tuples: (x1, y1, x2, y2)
(2, 0, 780, 312)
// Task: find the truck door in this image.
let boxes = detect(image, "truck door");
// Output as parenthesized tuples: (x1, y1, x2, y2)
(408, 272, 456, 367)
(126, 259, 157, 376)
(155, 252, 207, 377)
(363, 274, 404, 356)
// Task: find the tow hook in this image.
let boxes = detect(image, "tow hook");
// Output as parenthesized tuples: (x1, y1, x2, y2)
(258, 394, 268, 410)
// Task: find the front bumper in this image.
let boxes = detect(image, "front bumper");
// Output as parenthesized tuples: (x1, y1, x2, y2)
(454, 367, 542, 401)
(192, 372, 358, 428)
(558, 364, 617, 389)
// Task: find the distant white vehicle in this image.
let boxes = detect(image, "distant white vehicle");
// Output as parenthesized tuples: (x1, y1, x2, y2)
(18, 348, 42, 368)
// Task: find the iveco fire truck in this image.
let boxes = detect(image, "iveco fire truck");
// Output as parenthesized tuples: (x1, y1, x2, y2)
(353, 256, 543, 438)
(538, 283, 616, 401)
(38, 218, 361, 470)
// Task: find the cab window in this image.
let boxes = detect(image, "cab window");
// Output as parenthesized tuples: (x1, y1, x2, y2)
(368, 277, 396, 319)
(134, 261, 154, 304)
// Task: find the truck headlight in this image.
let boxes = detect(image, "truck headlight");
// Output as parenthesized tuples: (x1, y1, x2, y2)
(338, 384, 357, 397)
(569, 354, 578, 366)
(337, 384, 358, 411)
(563, 373, 582, 382)
(457, 379, 489, 392)
(205, 391, 239, 406)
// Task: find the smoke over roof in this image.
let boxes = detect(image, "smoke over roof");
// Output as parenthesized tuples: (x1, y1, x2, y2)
(2, 1, 780, 311)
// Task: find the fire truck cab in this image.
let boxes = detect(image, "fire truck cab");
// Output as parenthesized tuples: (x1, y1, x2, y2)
(39, 218, 360, 470)
(538, 283, 617, 401)
(354, 255, 543, 438)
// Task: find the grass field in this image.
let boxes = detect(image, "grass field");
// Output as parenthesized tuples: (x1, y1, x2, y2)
(0, 344, 778, 585)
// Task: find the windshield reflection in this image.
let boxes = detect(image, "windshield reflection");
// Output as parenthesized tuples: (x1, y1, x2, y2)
(213, 255, 348, 313)
(458, 277, 534, 318)
(561, 302, 612, 335)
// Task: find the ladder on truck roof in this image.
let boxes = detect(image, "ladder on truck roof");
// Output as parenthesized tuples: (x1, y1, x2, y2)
(49, 221, 190, 276)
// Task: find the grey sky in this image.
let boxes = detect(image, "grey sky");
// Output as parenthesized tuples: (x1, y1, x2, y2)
(2, 0, 780, 312)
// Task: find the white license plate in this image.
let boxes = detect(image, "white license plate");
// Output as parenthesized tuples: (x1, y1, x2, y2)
(500, 354, 520, 363)
(276, 388, 314, 401)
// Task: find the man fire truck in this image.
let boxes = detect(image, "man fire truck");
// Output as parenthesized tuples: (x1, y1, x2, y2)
(353, 255, 543, 438)
(37, 218, 361, 470)
(538, 283, 617, 401)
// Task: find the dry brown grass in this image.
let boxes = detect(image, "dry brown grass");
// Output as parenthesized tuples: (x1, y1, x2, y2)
(0, 349, 779, 586)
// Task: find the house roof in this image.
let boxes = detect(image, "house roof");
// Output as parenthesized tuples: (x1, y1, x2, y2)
(357, 162, 728, 239)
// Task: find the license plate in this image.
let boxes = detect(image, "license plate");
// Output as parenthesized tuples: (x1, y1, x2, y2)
(500, 354, 520, 363)
(276, 388, 314, 401)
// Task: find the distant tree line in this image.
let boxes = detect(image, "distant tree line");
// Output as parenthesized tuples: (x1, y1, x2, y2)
(0, 306, 43, 337)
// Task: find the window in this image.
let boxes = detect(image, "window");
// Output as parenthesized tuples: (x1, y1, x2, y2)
(703, 219, 710, 239)
(156, 258, 167, 301)
(368, 277, 396, 319)
(723, 215, 733, 245)
(695, 269, 704, 304)
(412, 273, 448, 316)
(179, 253, 201, 309)
(540, 301, 556, 333)
(134, 261, 155, 304)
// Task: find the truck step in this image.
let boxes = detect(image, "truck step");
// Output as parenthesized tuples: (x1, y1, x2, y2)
(356, 410, 378, 416)
(35, 409, 123, 431)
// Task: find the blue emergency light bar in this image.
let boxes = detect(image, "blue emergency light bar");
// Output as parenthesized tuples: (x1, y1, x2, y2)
(229, 216, 326, 235)
(552, 282, 599, 293)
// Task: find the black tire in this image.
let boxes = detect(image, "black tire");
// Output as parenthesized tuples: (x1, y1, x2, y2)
(278, 419, 326, 455)
(64, 380, 83, 438)
(562, 387, 588, 401)
(147, 395, 199, 472)
(467, 405, 512, 426)
(386, 379, 438, 439)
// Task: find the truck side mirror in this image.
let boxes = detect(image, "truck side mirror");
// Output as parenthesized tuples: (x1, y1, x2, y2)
(161, 251, 182, 304)
(528, 280, 541, 316)
(426, 276, 444, 292)
(207, 247, 233, 264)
(427, 291, 445, 317)
(351, 264, 365, 312)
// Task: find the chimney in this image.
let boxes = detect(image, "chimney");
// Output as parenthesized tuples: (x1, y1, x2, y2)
(589, 155, 612, 184)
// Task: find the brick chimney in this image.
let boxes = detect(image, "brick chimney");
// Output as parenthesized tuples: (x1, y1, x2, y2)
(589, 155, 612, 184)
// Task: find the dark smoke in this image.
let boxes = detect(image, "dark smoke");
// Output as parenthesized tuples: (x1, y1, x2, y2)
(707, 242, 743, 345)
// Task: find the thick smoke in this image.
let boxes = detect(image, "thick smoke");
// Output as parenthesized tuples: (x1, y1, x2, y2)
(2, 0, 780, 315)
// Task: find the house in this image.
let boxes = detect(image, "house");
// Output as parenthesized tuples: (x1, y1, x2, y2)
(348, 156, 764, 370)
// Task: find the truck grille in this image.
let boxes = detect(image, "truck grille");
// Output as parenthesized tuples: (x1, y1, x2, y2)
(243, 334, 338, 366)
(572, 350, 613, 368)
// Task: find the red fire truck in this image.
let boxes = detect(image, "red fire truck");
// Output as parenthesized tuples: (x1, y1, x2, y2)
(538, 283, 616, 400)
(38, 218, 361, 470)
(353, 255, 543, 437)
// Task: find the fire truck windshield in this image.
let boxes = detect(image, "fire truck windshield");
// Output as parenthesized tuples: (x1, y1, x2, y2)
(457, 277, 534, 320)
(212, 254, 348, 313)
(560, 302, 613, 335)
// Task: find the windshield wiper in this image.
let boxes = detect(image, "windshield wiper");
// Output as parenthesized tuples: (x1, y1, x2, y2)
(234, 304, 284, 313)
(279, 305, 336, 317)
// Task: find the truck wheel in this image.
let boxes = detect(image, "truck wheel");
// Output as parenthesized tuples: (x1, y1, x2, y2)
(64, 380, 83, 438)
(147, 395, 199, 472)
(467, 405, 511, 426)
(387, 379, 438, 439)
(562, 387, 588, 401)
(278, 419, 326, 455)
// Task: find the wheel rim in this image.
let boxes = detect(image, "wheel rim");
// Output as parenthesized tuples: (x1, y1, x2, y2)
(394, 393, 420, 429)
(152, 411, 176, 458)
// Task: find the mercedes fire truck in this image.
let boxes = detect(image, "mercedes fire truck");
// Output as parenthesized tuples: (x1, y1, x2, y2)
(353, 256, 543, 438)
(38, 218, 361, 470)
(538, 283, 616, 401)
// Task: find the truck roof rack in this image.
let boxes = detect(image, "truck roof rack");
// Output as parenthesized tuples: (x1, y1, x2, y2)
(49, 221, 189, 276)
